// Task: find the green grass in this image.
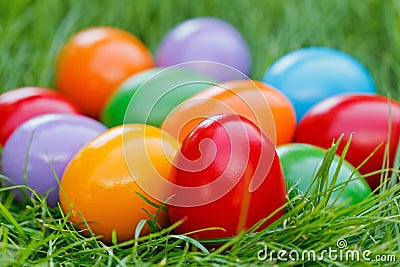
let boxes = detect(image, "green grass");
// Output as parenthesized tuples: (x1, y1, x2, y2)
(0, 139, 399, 266)
(0, 0, 400, 98)
(0, 0, 400, 266)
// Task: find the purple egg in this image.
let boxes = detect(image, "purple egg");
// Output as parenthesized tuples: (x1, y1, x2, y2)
(156, 17, 252, 82)
(2, 114, 107, 206)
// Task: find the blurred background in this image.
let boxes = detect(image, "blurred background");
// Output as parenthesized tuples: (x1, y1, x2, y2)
(1, 0, 399, 98)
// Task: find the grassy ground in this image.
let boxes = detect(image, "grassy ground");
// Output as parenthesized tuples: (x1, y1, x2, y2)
(0, 0, 399, 266)
(1, 0, 400, 98)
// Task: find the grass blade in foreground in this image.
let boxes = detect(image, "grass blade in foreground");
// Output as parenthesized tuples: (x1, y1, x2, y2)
(0, 138, 399, 266)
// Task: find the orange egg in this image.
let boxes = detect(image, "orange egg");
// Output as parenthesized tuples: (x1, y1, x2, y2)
(56, 26, 154, 118)
(162, 80, 296, 145)
(59, 124, 179, 244)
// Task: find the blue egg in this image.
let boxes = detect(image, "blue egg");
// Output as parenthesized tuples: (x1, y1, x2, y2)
(263, 47, 377, 121)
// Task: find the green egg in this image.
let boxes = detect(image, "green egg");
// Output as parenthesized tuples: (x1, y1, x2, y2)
(100, 67, 215, 127)
(277, 143, 371, 207)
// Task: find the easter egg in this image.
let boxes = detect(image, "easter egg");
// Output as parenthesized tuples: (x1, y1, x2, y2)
(56, 26, 154, 118)
(295, 94, 400, 190)
(168, 114, 286, 239)
(277, 143, 372, 207)
(263, 47, 377, 121)
(100, 68, 160, 127)
(162, 80, 296, 145)
(0, 87, 81, 146)
(59, 124, 179, 244)
(156, 17, 252, 81)
(112, 67, 215, 127)
(2, 114, 107, 206)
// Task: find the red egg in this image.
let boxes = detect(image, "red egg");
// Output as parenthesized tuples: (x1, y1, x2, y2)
(168, 114, 286, 239)
(295, 94, 400, 190)
(0, 87, 81, 146)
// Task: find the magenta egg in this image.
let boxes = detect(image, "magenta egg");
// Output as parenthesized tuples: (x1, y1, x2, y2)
(2, 114, 107, 206)
(156, 17, 252, 81)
